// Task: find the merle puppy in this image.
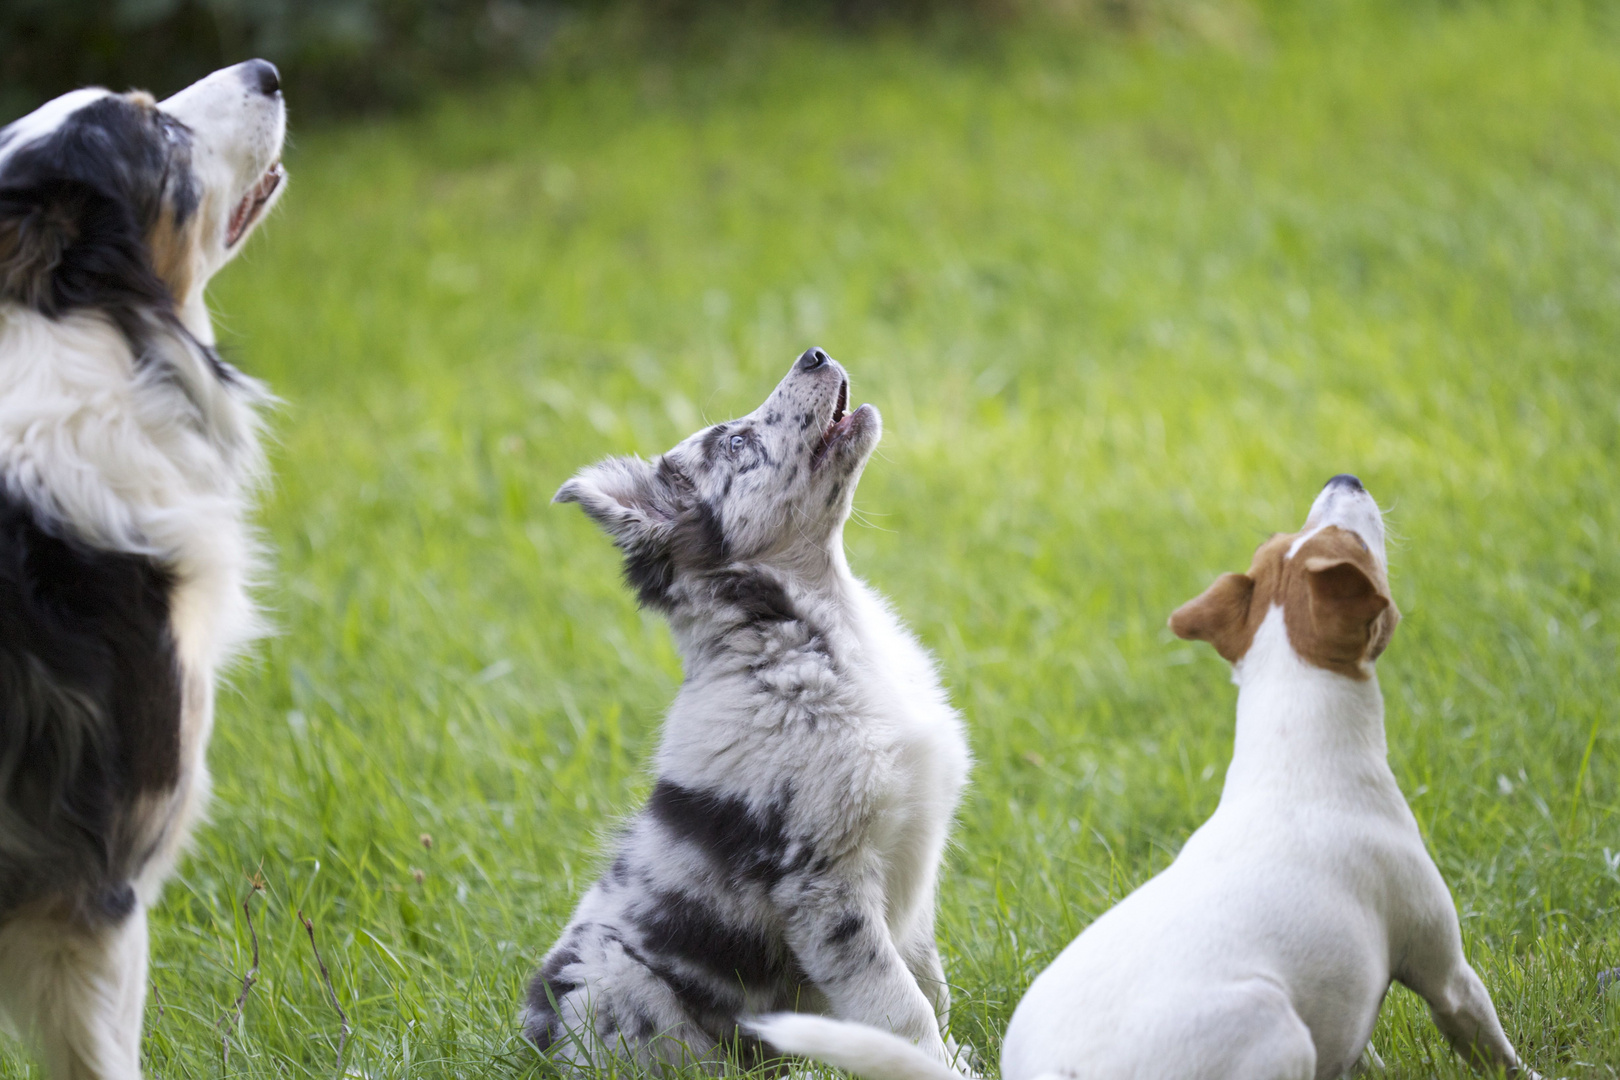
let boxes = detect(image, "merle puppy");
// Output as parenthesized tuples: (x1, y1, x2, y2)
(525, 349, 972, 1074)
(0, 63, 284, 1079)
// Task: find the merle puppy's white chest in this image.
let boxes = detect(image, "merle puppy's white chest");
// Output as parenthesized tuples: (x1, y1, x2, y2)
(842, 597, 969, 925)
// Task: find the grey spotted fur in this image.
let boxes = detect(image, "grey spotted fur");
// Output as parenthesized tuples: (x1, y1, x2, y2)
(524, 349, 972, 1074)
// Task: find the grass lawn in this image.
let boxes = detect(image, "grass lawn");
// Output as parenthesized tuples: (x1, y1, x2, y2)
(6, 1, 1620, 1076)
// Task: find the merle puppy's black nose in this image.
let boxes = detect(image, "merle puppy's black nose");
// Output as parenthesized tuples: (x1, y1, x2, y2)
(797, 347, 830, 371)
(1326, 473, 1364, 491)
(242, 59, 281, 97)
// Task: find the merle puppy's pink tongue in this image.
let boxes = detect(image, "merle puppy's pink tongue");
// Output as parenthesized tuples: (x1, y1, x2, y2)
(813, 378, 874, 469)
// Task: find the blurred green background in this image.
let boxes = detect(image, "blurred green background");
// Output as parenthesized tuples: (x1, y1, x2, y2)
(3, 1, 1619, 1077)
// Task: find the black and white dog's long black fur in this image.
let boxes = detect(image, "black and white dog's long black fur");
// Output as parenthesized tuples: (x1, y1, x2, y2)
(0, 64, 285, 1080)
(525, 350, 973, 1074)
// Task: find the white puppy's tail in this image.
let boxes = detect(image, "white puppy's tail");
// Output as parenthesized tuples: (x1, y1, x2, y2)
(745, 1014, 964, 1080)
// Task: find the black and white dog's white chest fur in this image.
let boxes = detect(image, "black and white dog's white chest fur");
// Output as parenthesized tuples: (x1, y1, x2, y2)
(525, 350, 972, 1073)
(0, 63, 284, 1080)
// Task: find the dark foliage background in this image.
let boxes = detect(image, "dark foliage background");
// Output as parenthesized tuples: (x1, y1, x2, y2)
(0, 0, 1049, 120)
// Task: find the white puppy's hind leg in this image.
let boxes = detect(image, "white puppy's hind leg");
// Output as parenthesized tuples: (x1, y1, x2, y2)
(1415, 962, 1539, 1078)
(1197, 981, 1316, 1080)
(0, 903, 149, 1080)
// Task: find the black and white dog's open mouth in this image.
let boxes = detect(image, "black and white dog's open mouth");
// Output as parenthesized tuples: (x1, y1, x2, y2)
(811, 377, 856, 469)
(226, 161, 283, 247)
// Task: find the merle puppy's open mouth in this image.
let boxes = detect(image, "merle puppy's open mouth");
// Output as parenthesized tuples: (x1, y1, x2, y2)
(811, 377, 855, 469)
(226, 160, 283, 247)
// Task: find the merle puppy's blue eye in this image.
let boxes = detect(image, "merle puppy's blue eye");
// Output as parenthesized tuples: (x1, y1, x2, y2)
(730, 434, 745, 451)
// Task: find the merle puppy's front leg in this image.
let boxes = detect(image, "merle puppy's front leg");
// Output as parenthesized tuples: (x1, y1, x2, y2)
(778, 868, 951, 1062)
(901, 929, 977, 1069)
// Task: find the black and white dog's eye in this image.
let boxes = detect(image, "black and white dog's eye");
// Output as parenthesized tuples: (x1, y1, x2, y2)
(730, 434, 745, 451)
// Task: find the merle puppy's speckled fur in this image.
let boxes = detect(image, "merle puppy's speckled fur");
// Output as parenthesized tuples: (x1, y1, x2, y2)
(525, 350, 972, 1074)
(0, 64, 284, 1080)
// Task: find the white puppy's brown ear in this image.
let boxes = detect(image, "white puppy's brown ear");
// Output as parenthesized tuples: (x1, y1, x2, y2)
(1303, 556, 1388, 620)
(554, 456, 680, 549)
(1301, 553, 1399, 670)
(1169, 573, 1257, 664)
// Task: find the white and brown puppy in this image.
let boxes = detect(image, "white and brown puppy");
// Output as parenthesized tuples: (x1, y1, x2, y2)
(525, 349, 971, 1075)
(0, 63, 285, 1080)
(754, 475, 1539, 1080)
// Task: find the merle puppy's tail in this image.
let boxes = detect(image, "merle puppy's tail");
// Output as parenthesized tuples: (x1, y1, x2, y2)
(745, 1014, 964, 1080)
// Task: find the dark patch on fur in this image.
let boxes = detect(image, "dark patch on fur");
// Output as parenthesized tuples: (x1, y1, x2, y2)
(524, 1016, 555, 1053)
(615, 931, 737, 1021)
(654, 956, 739, 1021)
(0, 485, 182, 923)
(708, 570, 797, 624)
(646, 780, 807, 885)
(825, 480, 844, 508)
(826, 912, 863, 946)
(635, 887, 786, 988)
(627, 1004, 659, 1040)
(524, 946, 583, 1049)
(620, 463, 729, 612)
(610, 854, 631, 886)
(701, 425, 729, 465)
(674, 501, 727, 567)
(624, 545, 678, 612)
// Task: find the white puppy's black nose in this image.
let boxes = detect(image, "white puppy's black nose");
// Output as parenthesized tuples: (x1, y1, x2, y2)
(241, 59, 281, 97)
(1326, 473, 1363, 492)
(797, 347, 830, 371)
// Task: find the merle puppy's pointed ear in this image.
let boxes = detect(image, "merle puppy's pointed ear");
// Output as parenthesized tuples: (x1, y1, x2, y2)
(0, 188, 80, 309)
(1169, 572, 1256, 664)
(554, 456, 678, 548)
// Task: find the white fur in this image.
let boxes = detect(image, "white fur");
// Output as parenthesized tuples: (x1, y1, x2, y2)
(752, 483, 1537, 1080)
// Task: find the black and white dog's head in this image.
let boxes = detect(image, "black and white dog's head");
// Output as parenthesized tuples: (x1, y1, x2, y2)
(557, 348, 881, 611)
(0, 60, 285, 334)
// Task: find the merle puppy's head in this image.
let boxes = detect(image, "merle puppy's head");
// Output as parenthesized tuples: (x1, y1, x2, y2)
(0, 61, 286, 325)
(557, 348, 882, 611)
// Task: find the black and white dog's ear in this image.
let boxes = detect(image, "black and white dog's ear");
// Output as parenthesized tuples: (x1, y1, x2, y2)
(0, 187, 80, 309)
(554, 456, 679, 548)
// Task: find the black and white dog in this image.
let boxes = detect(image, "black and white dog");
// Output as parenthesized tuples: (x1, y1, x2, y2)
(0, 63, 285, 1079)
(525, 349, 973, 1074)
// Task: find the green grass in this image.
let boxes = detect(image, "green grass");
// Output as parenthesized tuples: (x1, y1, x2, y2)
(7, 1, 1620, 1076)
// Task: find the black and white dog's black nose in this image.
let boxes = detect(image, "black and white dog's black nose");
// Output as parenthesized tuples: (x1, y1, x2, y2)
(797, 347, 830, 372)
(241, 59, 281, 97)
(1326, 473, 1364, 492)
